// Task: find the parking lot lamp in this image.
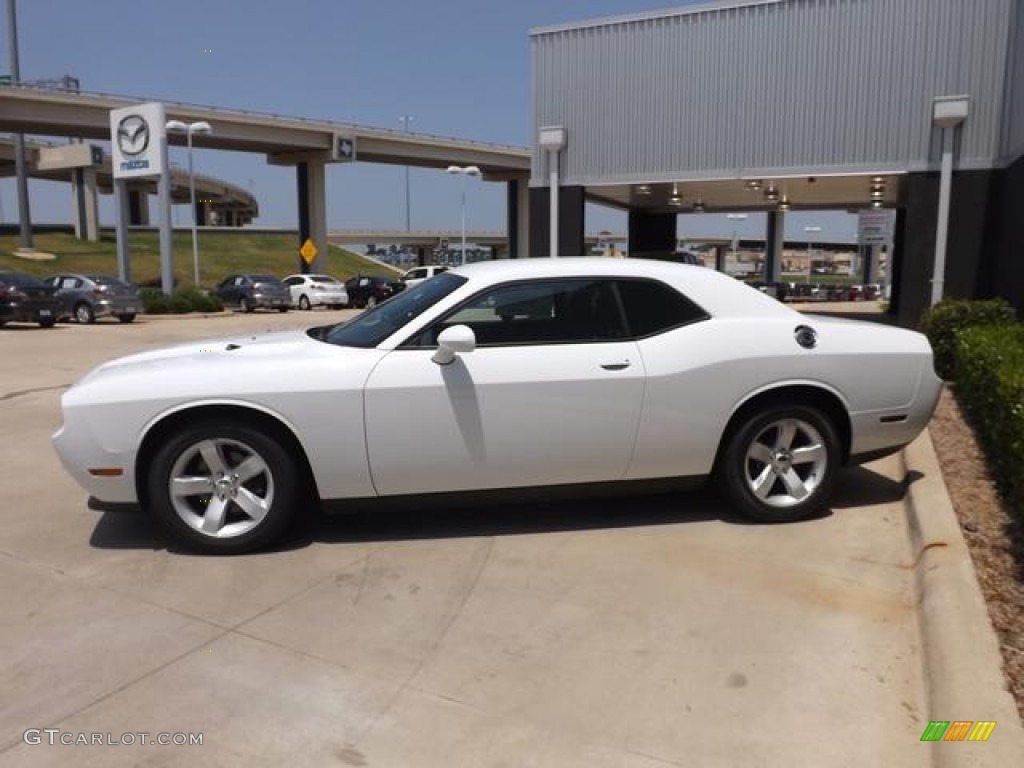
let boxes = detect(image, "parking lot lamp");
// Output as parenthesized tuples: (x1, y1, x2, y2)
(445, 165, 481, 265)
(166, 120, 213, 286)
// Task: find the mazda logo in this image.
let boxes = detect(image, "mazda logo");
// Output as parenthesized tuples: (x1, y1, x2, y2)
(116, 115, 150, 157)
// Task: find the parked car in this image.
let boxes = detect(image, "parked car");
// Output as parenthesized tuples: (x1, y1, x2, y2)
(863, 283, 882, 301)
(400, 265, 449, 289)
(44, 273, 142, 324)
(53, 257, 942, 554)
(212, 274, 291, 312)
(0, 272, 59, 328)
(282, 274, 349, 310)
(344, 274, 405, 308)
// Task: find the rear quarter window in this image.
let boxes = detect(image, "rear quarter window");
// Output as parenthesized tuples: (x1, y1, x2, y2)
(615, 279, 709, 338)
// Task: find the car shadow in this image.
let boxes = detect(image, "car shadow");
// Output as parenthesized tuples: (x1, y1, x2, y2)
(88, 464, 914, 554)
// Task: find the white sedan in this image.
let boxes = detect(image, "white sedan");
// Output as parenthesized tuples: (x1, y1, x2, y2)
(53, 258, 942, 554)
(282, 273, 349, 310)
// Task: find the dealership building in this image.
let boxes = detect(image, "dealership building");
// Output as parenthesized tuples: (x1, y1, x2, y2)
(527, 0, 1024, 325)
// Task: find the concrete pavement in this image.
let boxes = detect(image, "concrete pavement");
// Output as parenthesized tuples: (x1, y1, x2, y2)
(0, 310, 1012, 766)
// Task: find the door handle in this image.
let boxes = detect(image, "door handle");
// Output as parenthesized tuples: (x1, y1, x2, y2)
(600, 360, 631, 371)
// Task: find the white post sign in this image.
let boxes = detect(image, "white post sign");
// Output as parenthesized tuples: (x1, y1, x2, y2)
(110, 102, 166, 179)
(857, 209, 894, 246)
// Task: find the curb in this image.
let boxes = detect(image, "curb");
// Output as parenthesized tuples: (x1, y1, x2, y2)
(900, 431, 1023, 766)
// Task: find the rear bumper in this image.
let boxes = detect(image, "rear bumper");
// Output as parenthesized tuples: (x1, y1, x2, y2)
(94, 298, 141, 317)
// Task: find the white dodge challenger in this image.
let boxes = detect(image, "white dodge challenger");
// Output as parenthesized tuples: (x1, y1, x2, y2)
(53, 258, 942, 554)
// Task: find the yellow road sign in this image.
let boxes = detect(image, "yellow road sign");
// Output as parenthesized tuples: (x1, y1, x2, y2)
(299, 238, 318, 264)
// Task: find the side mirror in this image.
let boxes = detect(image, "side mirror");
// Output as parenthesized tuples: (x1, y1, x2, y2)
(432, 325, 476, 366)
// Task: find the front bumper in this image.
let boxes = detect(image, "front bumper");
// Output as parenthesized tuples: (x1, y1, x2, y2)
(52, 419, 139, 504)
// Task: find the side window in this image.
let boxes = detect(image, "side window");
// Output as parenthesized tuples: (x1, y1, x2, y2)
(411, 279, 625, 347)
(283, 276, 299, 286)
(235, 276, 247, 286)
(614, 279, 708, 338)
(359, 278, 370, 287)
(435, 266, 448, 275)
(61, 277, 78, 290)
(407, 269, 424, 280)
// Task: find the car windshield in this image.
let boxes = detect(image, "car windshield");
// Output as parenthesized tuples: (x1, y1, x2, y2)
(314, 272, 466, 348)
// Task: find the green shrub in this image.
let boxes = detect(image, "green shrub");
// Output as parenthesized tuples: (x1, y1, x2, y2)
(191, 292, 223, 313)
(166, 294, 193, 314)
(920, 298, 1016, 380)
(141, 288, 170, 315)
(141, 286, 223, 314)
(954, 324, 1024, 519)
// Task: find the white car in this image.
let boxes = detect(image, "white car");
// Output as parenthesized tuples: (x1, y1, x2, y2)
(282, 273, 349, 310)
(401, 265, 449, 288)
(53, 258, 942, 554)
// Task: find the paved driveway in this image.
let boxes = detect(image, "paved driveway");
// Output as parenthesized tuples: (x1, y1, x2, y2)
(1, 312, 930, 767)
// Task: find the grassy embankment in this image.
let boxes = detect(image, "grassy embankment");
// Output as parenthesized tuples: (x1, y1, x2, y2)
(0, 231, 400, 286)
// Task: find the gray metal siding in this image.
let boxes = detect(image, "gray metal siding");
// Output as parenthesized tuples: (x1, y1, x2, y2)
(532, 0, 1014, 185)
(1003, 0, 1024, 162)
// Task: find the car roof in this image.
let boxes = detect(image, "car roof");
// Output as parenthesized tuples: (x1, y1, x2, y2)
(446, 257, 795, 319)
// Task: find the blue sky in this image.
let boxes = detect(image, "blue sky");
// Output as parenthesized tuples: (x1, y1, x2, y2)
(2, 0, 855, 243)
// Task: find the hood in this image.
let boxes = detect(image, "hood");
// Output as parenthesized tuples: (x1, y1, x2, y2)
(75, 328, 321, 385)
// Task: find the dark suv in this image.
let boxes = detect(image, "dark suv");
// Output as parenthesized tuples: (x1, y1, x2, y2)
(344, 275, 406, 309)
(0, 272, 60, 328)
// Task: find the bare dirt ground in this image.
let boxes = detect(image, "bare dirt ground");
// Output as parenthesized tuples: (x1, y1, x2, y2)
(928, 388, 1024, 719)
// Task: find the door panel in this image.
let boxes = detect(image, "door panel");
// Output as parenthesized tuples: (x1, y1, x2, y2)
(364, 342, 645, 496)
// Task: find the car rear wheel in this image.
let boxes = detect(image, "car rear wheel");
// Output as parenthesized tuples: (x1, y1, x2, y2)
(39, 318, 56, 328)
(366, 295, 378, 308)
(298, 294, 311, 310)
(74, 302, 95, 324)
(118, 313, 136, 323)
(147, 421, 299, 554)
(717, 405, 839, 523)
(240, 298, 253, 313)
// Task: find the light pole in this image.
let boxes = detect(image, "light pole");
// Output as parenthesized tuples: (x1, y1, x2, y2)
(726, 213, 747, 273)
(446, 165, 481, 265)
(166, 120, 212, 286)
(803, 225, 821, 284)
(399, 115, 413, 232)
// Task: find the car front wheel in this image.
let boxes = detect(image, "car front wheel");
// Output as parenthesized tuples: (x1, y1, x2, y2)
(717, 405, 839, 523)
(147, 421, 299, 554)
(118, 313, 136, 323)
(298, 294, 311, 310)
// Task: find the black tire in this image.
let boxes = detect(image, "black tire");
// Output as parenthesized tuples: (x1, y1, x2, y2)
(366, 295, 378, 309)
(298, 294, 311, 310)
(39, 318, 56, 328)
(118, 313, 136, 323)
(74, 302, 95, 324)
(147, 420, 299, 554)
(278, 307, 289, 313)
(717, 404, 840, 523)
(240, 298, 254, 313)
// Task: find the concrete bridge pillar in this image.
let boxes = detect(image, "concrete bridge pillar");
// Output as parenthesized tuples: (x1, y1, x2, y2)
(71, 168, 99, 241)
(297, 158, 328, 273)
